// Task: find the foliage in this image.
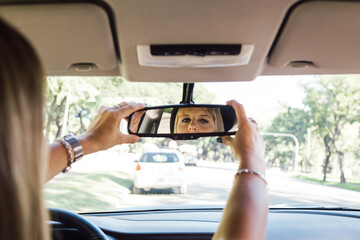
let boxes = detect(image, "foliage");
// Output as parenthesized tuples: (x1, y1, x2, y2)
(45, 76, 360, 183)
(296, 175, 360, 193)
(44, 77, 215, 142)
(302, 75, 360, 183)
(268, 107, 310, 144)
(265, 107, 310, 171)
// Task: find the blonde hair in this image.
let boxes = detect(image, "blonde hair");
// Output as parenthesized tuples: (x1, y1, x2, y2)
(174, 107, 224, 133)
(0, 18, 50, 240)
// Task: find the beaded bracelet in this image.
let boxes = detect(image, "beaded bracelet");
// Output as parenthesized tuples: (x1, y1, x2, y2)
(55, 138, 75, 172)
(235, 169, 268, 186)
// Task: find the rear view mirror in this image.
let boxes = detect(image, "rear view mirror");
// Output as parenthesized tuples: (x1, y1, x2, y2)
(128, 104, 237, 140)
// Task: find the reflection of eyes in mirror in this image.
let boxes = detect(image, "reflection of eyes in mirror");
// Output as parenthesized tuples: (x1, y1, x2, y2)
(174, 108, 224, 133)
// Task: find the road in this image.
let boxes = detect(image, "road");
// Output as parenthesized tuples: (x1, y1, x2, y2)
(108, 161, 360, 209)
(47, 151, 360, 212)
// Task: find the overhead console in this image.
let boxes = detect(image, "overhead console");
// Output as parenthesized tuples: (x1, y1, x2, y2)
(113, 0, 289, 82)
(267, 1, 360, 74)
(137, 44, 254, 68)
(0, 1, 120, 76)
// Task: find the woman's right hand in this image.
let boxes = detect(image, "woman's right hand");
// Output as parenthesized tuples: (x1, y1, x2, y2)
(79, 102, 145, 155)
(221, 100, 266, 174)
(129, 110, 146, 133)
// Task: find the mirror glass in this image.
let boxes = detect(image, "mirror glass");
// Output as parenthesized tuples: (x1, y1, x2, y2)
(128, 105, 237, 139)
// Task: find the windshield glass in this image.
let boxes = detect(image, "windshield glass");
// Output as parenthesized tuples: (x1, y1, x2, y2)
(44, 76, 360, 213)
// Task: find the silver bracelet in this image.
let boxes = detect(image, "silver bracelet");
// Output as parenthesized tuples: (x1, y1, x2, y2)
(55, 134, 83, 173)
(235, 169, 268, 185)
(64, 134, 83, 162)
(55, 138, 75, 172)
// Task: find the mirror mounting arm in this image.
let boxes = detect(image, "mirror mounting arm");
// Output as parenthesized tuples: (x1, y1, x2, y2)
(180, 83, 195, 104)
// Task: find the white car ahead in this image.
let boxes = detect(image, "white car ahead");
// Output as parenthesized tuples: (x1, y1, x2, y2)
(133, 150, 187, 194)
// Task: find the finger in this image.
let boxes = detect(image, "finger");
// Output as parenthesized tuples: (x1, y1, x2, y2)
(226, 100, 248, 125)
(117, 102, 129, 108)
(109, 104, 121, 112)
(120, 134, 140, 144)
(248, 117, 259, 131)
(221, 136, 234, 146)
(97, 105, 108, 114)
(117, 102, 142, 108)
(112, 102, 130, 112)
(118, 103, 146, 117)
(248, 117, 258, 125)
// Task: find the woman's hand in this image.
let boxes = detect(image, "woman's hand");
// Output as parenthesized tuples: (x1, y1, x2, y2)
(213, 100, 268, 240)
(129, 110, 146, 133)
(221, 100, 266, 173)
(78, 102, 146, 155)
(47, 102, 145, 181)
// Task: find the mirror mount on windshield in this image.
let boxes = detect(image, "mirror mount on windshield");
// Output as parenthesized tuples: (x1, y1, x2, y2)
(180, 83, 195, 104)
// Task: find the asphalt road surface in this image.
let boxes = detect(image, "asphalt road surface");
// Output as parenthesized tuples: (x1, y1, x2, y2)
(47, 151, 360, 213)
(117, 162, 360, 209)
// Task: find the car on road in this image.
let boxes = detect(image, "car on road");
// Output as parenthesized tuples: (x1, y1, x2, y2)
(184, 158, 197, 167)
(179, 144, 198, 166)
(2, 0, 360, 240)
(133, 150, 187, 194)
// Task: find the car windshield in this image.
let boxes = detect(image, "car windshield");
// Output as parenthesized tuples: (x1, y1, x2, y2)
(44, 75, 360, 213)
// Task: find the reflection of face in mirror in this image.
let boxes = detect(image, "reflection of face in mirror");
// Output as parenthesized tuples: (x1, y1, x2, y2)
(174, 108, 224, 133)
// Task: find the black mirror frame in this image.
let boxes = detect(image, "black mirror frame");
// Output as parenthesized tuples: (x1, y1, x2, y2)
(127, 104, 237, 140)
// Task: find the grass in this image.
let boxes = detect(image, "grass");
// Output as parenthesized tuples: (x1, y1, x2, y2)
(44, 171, 134, 213)
(296, 175, 360, 192)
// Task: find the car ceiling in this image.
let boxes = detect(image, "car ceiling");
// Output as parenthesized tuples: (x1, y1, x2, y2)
(1, 0, 360, 82)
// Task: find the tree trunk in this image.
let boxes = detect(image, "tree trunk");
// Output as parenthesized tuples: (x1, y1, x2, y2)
(45, 95, 58, 141)
(45, 114, 52, 142)
(55, 124, 63, 139)
(270, 157, 276, 169)
(322, 154, 331, 182)
(75, 111, 86, 135)
(337, 151, 346, 183)
(202, 146, 208, 160)
(328, 121, 346, 183)
(54, 96, 67, 139)
(322, 135, 332, 182)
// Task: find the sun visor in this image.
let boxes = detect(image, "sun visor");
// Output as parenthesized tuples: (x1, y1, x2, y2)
(0, 2, 119, 76)
(268, 1, 360, 70)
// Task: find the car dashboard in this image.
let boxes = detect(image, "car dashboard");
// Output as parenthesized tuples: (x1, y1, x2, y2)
(51, 206, 360, 240)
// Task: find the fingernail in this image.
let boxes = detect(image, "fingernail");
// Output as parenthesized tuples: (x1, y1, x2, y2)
(137, 139, 142, 142)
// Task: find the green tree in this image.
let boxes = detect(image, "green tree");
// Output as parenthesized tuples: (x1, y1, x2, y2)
(45, 77, 215, 142)
(303, 75, 360, 183)
(45, 77, 105, 141)
(265, 107, 310, 171)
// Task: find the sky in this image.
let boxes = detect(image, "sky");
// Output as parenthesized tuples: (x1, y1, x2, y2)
(202, 75, 315, 125)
